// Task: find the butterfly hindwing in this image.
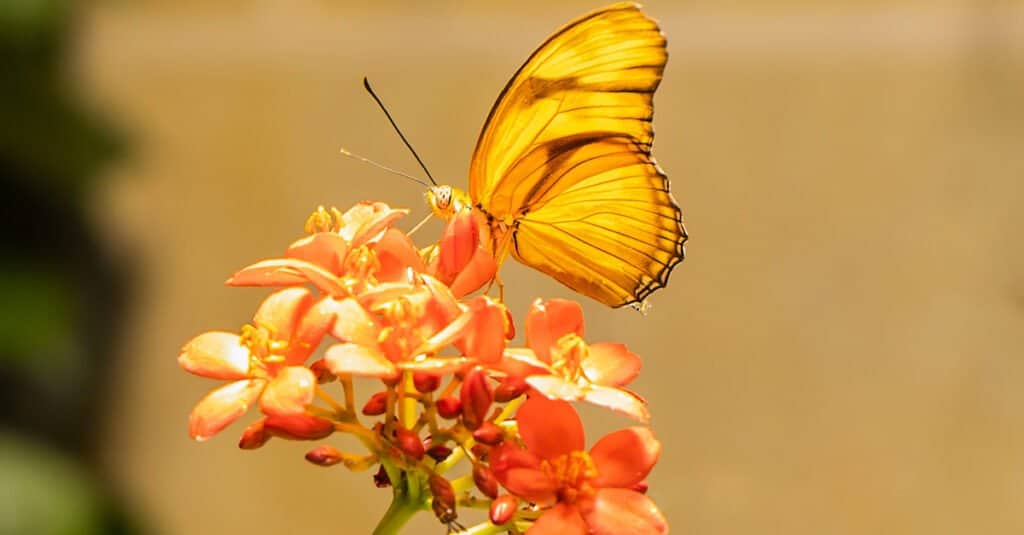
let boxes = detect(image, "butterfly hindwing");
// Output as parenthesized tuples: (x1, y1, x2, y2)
(511, 135, 685, 306)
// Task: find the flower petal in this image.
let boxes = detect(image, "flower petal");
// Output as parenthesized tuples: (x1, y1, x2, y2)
(285, 297, 339, 365)
(582, 343, 641, 387)
(324, 343, 398, 379)
(527, 375, 585, 401)
(494, 348, 551, 379)
(259, 366, 316, 416)
(340, 202, 408, 247)
(419, 274, 463, 326)
(321, 297, 379, 347)
(457, 296, 509, 364)
(517, 395, 584, 460)
(413, 307, 474, 357)
(448, 248, 497, 298)
(372, 228, 425, 282)
(589, 427, 661, 489)
(530, 503, 588, 535)
(178, 331, 250, 379)
(525, 298, 584, 363)
(583, 488, 667, 535)
(435, 209, 480, 284)
(227, 258, 347, 296)
(582, 385, 650, 423)
(189, 379, 265, 441)
(253, 287, 313, 341)
(489, 443, 556, 506)
(286, 232, 349, 274)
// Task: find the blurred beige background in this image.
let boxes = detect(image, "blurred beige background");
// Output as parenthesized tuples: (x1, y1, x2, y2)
(74, 0, 1023, 533)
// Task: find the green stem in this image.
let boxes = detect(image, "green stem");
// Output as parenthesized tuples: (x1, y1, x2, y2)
(372, 493, 421, 535)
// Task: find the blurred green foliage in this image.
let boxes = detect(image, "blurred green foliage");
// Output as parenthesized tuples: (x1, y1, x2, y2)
(1, 1, 139, 534)
(0, 0, 121, 201)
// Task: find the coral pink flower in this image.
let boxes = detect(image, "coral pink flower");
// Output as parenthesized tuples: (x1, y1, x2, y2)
(456, 295, 514, 364)
(322, 274, 475, 380)
(490, 396, 666, 535)
(426, 208, 496, 298)
(227, 203, 423, 296)
(179, 287, 333, 440)
(500, 299, 649, 422)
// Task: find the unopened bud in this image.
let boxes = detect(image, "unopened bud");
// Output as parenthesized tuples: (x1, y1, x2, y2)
(489, 494, 517, 525)
(494, 376, 528, 402)
(264, 414, 334, 440)
(305, 445, 344, 466)
(472, 421, 504, 446)
(472, 463, 499, 499)
(309, 359, 336, 383)
(471, 443, 491, 460)
(413, 372, 441, 393)
(428, 474, 457, 524)
(460, 367, 493, 430)
(395, 427, 425, 460)
(426, 444, 453, 463)
(362, 391, 388, 416)
(238, 419, 269, 450)
(435, 396, 462, 419)
(373, 465, 391, 488)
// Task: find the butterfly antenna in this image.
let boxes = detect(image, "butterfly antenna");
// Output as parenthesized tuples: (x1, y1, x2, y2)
(339, 148, 431, 188)
(362, 76, 438, 186)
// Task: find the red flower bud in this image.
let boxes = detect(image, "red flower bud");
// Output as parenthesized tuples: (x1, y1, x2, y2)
(238, 419, 269, 450)
(460, 367, 493, 430)
(426, 444, 454, 463)
(413, 372, 441, 393)
(631, 480, 650, 494)
(493, 376, 528, 403)
(395, 427, 425, 460)
(472, 421, 504, 446)
(362, 391, 388, 416)
(435, 396, 462, 419)
(373, 465, 391, 488)
(489, 494, 517, 525)
(473, 463, 499, 499)
(309, 359, 336, 383)
(305, 445, 343, 466)
(428, 474, 457, 524)
(263, 414, 334, 440)
(471, 443, 491, 461)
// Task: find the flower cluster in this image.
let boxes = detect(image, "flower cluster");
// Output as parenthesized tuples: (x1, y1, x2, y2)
(179, 202, 667, 534)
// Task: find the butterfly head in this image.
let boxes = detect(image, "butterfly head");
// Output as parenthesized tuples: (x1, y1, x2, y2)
(426, 185, 470, 220)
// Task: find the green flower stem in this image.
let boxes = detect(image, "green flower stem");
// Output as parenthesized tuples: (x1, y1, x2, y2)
(372, 492, 421, 535)
(449, 473, 475, 494)
(373, 466, 427, 535)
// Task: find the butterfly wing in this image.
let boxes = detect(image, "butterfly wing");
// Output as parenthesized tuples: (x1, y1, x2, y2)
(468, 2, 687, 307)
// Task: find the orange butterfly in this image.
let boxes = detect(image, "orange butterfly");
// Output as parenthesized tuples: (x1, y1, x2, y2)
(428, 2, 687, 309)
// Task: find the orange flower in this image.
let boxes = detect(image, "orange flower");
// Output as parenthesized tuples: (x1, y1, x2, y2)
(500, 299, 649, 422)
(490, 396, 666, 535)
(179, 287, 333, 440)
(426, 208, 496, 298)
(322, 274, 474, 379)
(227, 203, 423, 296)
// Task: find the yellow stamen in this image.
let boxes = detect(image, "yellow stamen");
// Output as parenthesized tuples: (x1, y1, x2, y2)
(304, 205, 345, 234)
(542, 451, 598, 504)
